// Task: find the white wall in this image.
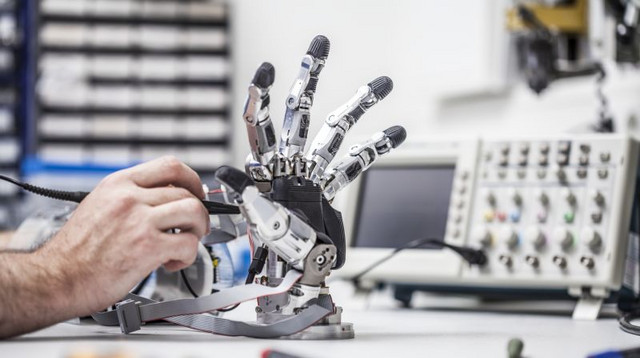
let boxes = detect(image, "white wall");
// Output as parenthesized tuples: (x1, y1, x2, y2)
(229, 0, 640, 166)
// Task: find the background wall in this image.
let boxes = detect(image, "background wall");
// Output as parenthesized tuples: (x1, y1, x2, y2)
(229, 0, 640, 166)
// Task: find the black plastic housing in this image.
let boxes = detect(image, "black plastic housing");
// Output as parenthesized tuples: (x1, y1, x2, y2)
(270, 176, 347, 269)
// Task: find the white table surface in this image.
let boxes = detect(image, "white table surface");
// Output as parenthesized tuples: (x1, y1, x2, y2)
(2, 283, 639, 358)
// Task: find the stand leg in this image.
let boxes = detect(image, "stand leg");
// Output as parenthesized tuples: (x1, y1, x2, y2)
(572, 297, 603, 320)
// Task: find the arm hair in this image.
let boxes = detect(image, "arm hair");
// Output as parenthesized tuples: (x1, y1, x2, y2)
(0, 236, 77, 339)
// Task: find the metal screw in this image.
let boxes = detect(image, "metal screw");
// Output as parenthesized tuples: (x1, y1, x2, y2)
(273, 221, 280, 230)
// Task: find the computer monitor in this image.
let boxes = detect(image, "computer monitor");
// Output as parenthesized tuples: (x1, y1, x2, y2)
(352, 165, 455, 250)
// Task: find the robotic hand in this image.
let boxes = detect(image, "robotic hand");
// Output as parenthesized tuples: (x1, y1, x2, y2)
(211, 35, 406, 337)
(89, 35, 406, 340)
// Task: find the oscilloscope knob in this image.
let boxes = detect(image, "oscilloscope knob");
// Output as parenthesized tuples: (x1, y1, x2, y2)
(562, 189, 577, 206)
(591, 190, 605, 207)
(536, 190, 549, 206)
(553, 228, 574, 252)
(581, 228, 603, 253)
(510, 189, 523, 206)
(485, 191, 497, 207)
(473, 227, 493, 248)
(554, 166, 567, 182)
(499, 227, 519, 250)
(524, 227, 545, 250)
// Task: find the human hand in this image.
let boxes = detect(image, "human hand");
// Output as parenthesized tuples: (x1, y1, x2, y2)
(37, 156, 210, 315)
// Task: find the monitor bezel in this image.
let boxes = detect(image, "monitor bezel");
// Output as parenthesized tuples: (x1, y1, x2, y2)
(350, 164, 457, 251)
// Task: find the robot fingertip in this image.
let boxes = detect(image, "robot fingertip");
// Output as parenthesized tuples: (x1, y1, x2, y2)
(307, 35, 331, 60)
(368, 76, 394, 100)
(214, 166, 255, 194)
(383, 125, 407, 148)
(252, 62, 276, 88)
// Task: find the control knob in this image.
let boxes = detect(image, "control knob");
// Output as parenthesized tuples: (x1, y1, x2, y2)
(510, 189, 523, 206)
(562, 189, 577, 207)
(581, 228, 603, 253)
(485, 191, 497, 207)
(591, 190, 605, 207)
(524, 227, 545, 250)
(554, 166, 567, 182)
(499, 227, 519, 250)
(536, 190, 549, 206)
(473, 227, 493, 248)
(552, 228, 574, 252)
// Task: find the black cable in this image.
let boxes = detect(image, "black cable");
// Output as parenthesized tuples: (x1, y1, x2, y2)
(0, 174, 89, 203)
(211, 246, 269, 312)
(180, 269, 200, 298)
(620, 311, 640, 335)
(131, 274, 151, 295)
(180, 269, 240, 312)
(179, 256, 241, 312)
(215, 246, 270, 312)
(216, 303, 240, 312)
(245, 245, 269, 284)
(0, 174, 240, 215)
(351, 238, 487, 286)
(517, 5, 552, 38)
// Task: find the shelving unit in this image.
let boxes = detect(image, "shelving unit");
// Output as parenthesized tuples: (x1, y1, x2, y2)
(0, 0, 21, 229)
(25, 0, 233, 190)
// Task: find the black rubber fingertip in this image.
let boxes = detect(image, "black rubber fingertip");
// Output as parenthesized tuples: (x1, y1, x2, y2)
(368, 76, 394, 100)
(383, 125, 407, 148)
(252, 62, 275, 89)
(214, 166, 255, 194)
(307, 35, 330, 60)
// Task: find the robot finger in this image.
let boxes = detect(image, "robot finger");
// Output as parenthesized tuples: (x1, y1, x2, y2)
(306, 76, 394, 183)
(279, 35, 331, 159)
(321, 125, 406, 202)
(243, 62, 278, 177)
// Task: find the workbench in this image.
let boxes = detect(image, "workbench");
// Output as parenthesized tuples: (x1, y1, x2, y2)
(2, 282, 639, 358)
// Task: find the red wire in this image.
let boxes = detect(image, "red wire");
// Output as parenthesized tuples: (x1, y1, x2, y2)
(208, 189, 223, 194)
(248, 229, 255, 259)
(247, 229, 256, 285)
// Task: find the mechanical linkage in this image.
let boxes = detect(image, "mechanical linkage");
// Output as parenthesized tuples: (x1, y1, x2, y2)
(307, 76, 394, 183)
(321, 125, 407, 202)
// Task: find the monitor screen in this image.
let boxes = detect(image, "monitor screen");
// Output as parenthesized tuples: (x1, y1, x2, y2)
(352, 165, 456, 250)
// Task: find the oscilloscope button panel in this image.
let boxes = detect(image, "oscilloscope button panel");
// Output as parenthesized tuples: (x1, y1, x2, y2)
(462, 136, 638, 290)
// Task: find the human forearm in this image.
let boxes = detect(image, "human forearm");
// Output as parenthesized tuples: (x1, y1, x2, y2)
(0, 247, 75, 339)
(0, 231, 12, 248)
